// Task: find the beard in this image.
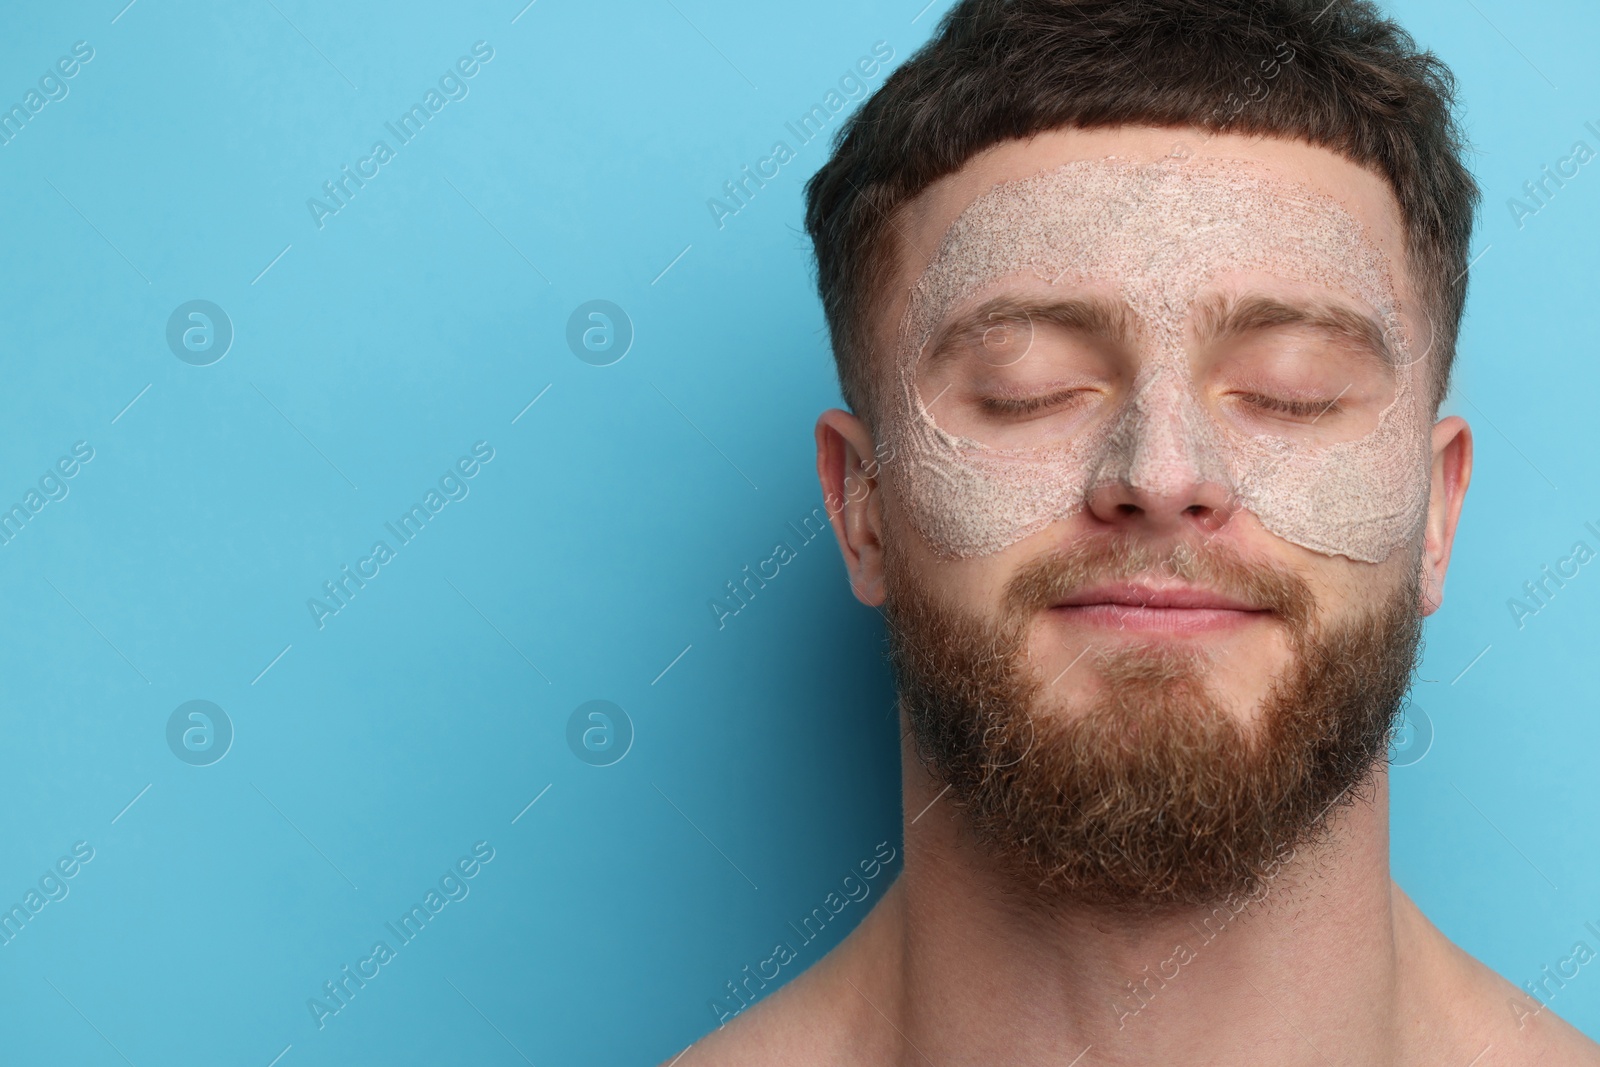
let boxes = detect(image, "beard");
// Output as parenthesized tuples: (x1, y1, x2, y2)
(882, 531, 1424, 914)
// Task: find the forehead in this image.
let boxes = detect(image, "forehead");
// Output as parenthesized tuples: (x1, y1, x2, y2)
(881, 125, 1417, 352)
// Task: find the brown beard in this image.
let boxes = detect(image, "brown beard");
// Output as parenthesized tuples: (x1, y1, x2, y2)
(882, 532, 1424, 913)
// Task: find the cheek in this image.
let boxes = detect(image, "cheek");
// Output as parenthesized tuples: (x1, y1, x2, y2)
(888, 391, 1106, 559)
(880, 501, 1014, 618)
(1225, 383, 1433, 564)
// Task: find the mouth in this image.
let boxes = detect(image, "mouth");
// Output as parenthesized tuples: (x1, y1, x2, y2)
(1047, 582, 1272, 635)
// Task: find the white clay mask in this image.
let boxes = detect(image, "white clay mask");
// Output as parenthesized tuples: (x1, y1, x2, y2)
(891, 155, 1434, 563)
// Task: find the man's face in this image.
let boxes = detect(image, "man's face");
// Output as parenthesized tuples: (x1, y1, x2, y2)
(827, 126, 1471, 910)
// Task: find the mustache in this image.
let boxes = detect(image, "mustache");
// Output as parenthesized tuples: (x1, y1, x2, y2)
(1001, 534, 1317, 632)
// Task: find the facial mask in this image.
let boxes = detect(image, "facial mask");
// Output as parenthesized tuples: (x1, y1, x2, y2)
(890, 155, 1434, 563)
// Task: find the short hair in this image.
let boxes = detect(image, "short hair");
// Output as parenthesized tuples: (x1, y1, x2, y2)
(803, 0, 1481, 431)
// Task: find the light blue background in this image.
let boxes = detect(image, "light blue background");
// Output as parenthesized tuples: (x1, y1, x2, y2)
(0, 0, 1594, 1063)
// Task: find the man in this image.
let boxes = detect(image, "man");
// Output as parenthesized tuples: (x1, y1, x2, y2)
(674, 1, 1600, 1063)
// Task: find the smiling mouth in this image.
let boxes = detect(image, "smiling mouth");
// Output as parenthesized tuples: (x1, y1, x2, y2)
(1048, 582, 1272, 634)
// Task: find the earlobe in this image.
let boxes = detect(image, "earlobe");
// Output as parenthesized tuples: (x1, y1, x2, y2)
(815, 408, 888, 607)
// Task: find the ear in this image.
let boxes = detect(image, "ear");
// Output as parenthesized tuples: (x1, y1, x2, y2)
(1419, 414, 1472, 616)
(815, 408, 888, 607)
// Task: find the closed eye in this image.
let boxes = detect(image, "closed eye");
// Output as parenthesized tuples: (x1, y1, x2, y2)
(977, 389, 1095, 418)
(1233, 391, 1344, 420)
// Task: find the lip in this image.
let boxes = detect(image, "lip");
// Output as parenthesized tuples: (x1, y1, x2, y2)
(1054, 583, 1262, 611)
(1048, 583, 1270, 634)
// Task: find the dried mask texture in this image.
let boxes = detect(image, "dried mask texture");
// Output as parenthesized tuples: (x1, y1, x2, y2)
(891, 156, 1432, 562)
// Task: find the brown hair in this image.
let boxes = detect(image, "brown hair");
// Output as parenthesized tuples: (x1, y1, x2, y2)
(803, 0, 1480, 430)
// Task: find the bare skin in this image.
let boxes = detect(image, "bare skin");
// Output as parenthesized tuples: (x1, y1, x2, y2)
(666, 126, 1600, 1066)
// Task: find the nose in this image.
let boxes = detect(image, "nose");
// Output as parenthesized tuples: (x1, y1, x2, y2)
(1083, 371, 1238, 538)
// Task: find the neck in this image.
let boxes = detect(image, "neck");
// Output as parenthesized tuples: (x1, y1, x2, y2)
(876, 745, 1406, 1065)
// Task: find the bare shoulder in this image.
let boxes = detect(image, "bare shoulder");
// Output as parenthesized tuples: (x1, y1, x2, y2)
(659, 963, 844, 1067)
(660, 883, 905, 1067)
(1393, 883, 1600, 1065)
(1444, 943, 1600, 1065)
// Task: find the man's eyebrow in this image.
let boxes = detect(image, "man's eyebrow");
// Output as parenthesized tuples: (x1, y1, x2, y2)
(922, 294, 1139, 368)
(1192, 292, 1399, 367)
